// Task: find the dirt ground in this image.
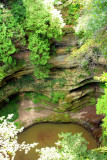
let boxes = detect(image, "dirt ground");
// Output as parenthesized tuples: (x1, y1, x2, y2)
(15, 96, 104, 144)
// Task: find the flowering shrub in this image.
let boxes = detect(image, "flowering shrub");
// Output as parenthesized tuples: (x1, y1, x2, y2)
(0, 114, 38, 160)
(44, 0, 65, 35)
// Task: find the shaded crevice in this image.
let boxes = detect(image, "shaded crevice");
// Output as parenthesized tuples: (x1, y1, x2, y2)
(0, 66, 34, 87)
(69, 82, 102, 94)
(78, 77, 93, 84)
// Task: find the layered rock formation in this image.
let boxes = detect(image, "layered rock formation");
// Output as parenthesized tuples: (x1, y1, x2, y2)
(0, 33, 107, 111)
(0, 32, 106, 144)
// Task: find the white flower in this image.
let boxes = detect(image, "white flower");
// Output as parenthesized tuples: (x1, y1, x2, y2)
(0, 114, 38, 160)
(7, 114, 14, 120)
(0, 116, 5, 121)
(0, 4, 4, 9)
(55, 1, 62, 5)
(43, 0, 65, 31)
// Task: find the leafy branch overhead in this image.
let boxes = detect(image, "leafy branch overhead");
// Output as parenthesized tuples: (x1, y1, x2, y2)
(0, 0, 65, 79)
(0, 6, 25, 64)
(95, 72, 107, 144)
(70, 0, 107, 60)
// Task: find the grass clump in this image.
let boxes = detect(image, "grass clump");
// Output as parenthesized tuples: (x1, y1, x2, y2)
(0, 95, 20, 121)
(33, 93, 51, 104)
(51, 92, 65, 104)
(90, 97, 96, 105)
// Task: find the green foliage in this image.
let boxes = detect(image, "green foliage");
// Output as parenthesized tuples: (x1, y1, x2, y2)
(49, 77, 66, 91)
(0, 68, 5, 81)
(57, 133, 87, 159)
(60, 0, 81, 25)
(16, 75, 35, 87)
(90, 97, 96, 105)
(33, 63, 51, 79)
(51, 92, 65, 104)
(95, 73, 107, 144)
(67, 2, 80, 25)
(80, 59, 89, 67)
(29, 34, 50, 66)
(14, 121, 23, 129)
(75, 0, 107, 39)
(0, 5, 25, 64)
(0, 0, 65, 79)
(95, 72, 107, 82)
(58, 77, 66, 87)
(0, 75, 35, 103)
(96, 84, 107, 143)
(70, 0, 107, 60)
(9, 0, 26, 24)
(33, 92, 51, 104)
(0, 95, 20, 121)
(93, 146, 107, 153)
(96, 86, 107, 116)
(37, 132, 107, 160)
(22, 0, 64, 79)
(24, 92, 33, 100)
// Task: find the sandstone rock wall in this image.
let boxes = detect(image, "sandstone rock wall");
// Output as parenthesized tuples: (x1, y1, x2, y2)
(0, 32, 107, 111)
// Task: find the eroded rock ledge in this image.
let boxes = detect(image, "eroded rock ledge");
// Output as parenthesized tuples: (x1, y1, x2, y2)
(0, 32, 106, 146)
(0, 33, 107, 110)
(15, 96, 103, 145)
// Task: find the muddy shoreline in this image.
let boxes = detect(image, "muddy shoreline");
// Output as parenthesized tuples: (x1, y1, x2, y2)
(15, 98, 103, 146)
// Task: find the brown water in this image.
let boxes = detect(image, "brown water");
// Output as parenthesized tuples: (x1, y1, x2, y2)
(15, 123, 97, 160)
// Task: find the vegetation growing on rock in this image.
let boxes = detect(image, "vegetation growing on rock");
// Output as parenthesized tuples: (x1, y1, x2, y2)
(0, 0, 107, 159)
(95, 72, 107, 144)
(70, 0, 107, 63)
(0, 0, 65, 79)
